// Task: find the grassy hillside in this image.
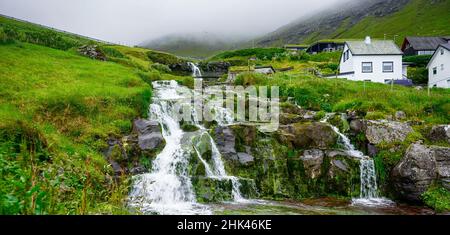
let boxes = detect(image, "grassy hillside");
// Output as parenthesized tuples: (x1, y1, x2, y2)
(334, 0, 450, 44)
(257, 0, 450, 46)
(0, 15, 190, 214)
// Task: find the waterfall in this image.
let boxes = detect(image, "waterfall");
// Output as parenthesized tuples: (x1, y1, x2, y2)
(128, 81, 210, 215)
(188, 62, 202, 77)
(321, 115, 393, 206)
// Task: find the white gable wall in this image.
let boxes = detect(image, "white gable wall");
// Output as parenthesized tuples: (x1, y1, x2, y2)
(339, 53, 403, 83)
(427, 46, 450, 88)
(352, 55, 403, 83)
(340, 44, 354, 73)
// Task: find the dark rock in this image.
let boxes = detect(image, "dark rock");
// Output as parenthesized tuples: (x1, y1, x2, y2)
(279, 113, 303, 125)
(392, 144, 450, 202)
(428, 125, 450, 144)
(350, 119, 365, 133)
(214, 126, 237, 161)
(332, 160, 349, 172)
(78, 45, 106, 61)
(367, 144, 378, 157)
(300, 149, 324, 179)
(133, 119, 164, 151)
(279, 122, 338, 149)
(198, 61, 231, 73)
(237, 152, 255, 166)
(395, 111, 407, 120)
(365, 120, 413, 145)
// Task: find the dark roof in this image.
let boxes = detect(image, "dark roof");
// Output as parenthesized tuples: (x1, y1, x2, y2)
(403, 37, 448, 51)
(346, 40, 402, 55)
(441, 43, 450, 51)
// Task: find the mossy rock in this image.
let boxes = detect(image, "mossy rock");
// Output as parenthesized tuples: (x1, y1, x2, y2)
(191, 177, 233, 203)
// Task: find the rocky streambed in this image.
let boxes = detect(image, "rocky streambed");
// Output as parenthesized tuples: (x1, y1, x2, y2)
(104, 80, 450, 214)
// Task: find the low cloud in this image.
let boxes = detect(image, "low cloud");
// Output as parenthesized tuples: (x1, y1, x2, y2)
(0, 0, 348, 45)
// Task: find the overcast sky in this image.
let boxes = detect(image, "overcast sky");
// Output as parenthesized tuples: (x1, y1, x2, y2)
(0, 0, 344, 45)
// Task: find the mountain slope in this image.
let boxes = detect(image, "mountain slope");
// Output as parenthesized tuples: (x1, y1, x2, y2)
(140, 33, 246, 59)
(257, 0, 450, 46)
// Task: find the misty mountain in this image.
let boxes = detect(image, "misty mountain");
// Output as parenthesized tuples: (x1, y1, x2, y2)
(140, 33, 249, 59)
(256, 0, 450, 47)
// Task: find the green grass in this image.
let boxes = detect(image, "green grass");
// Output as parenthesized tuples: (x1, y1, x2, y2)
(422, 185, 450, 213)
(334, 0, 450, 45)
(0, 41, 152, 214)
(234, 72, 450, 124)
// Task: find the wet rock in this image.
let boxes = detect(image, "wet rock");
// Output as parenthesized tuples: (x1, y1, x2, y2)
(428, 125, 450, 144)
(367, 144, 378, 157)
(214, 126, 237, 161)
(365, 120, 413, 145)
(237, 152, 255, 166)
(198, 61, 231, 73)
(392, 144, 450, 202)
(279, 113, 303, 125)
(191, 177, 233, 203)
(279, 122, 338, 149)
(78, 45, 106, 61)
(300, 149, 324, 179)
(350, 119, 365, 133)
(133, 119, 164, 151)
(332, 160, 349, 172)
(395, 111, 406, 120)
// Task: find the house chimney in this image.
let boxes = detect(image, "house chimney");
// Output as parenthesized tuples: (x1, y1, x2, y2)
(365, 36, 372, 45)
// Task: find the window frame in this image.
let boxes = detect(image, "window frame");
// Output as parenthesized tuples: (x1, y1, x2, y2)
(433, 67, 437, 75)
(362, 62, 373, 73)
(382, 61, 394, 73)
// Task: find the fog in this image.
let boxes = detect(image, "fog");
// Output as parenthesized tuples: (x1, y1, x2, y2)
(0, 0, 347, 45)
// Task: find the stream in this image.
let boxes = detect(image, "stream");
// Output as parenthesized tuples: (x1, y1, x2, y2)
(127, 64, 431, 215)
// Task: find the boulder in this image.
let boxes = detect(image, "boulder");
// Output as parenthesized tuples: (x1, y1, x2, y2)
(279, 122, 338, 149)
(428, 125, 450, 144)
(392, 144, 450, 202)
(300, 149, 324, 179)
(395, 111, 407, 120)
(214, 126, 237, 161)
(133, 119, 164, 151)
(237, 152, 255, 166)
(78, 45, 106, 61)
(365, 120, 413, 145)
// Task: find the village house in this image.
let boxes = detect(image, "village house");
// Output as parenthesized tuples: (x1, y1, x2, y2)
(306, 40, 345, 54)
(254, 65, 276, 75)
(284, 44, 309, 52)
(401, 36, 450, 56)
(426, 43, 450, 89)
(332, 36, 407, 84)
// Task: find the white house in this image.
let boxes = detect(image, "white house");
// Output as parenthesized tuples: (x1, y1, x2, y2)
(334, 37, 406, 84)
(426, 43, 450, 89)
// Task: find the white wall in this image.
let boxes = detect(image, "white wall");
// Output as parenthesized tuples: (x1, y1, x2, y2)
(340, 54, 403, 83)
(428, 47, 450, 88)
(340, 44, 354, 73)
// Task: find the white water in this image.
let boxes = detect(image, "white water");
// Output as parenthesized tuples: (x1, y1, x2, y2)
(128, 64, 249, 214)
(186, 64, 246, 202)
(128, 80, 211, 215)
(321, 115, 394, 207)
(188, 62, 202, 78)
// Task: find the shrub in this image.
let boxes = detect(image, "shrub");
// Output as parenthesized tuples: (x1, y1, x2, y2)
(101, 46, 125, 59)
(150, 63, 172, 73)
(408, 67, 428, 85)
(234, 72, 267, 86)
(403, 55, 432, 67)
(147, 51, 182, 65)
(422, 185, 450, 213)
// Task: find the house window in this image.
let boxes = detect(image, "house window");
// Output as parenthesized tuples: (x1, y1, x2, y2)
(441, 49, 445, 55)
(433, 67, 437, 75)
(441, 64, 444, 71)
(383, 62, 394, 73)
(362, 62, 373, 73)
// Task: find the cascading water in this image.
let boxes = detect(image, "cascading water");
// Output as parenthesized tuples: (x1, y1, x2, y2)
(128, 80, 210, 215)
(188, 62, 202, 78)
(128, 64, 248, 214)
(321, 114, 393, 207)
